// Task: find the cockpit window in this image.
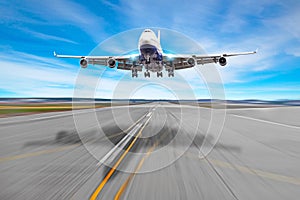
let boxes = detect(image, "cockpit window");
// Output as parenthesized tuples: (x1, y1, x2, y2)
(144, 30, 151, 32)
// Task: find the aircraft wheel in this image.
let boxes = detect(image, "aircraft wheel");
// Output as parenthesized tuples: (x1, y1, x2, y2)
(132, 73, 138, 78)
(168, 71, 174, 77)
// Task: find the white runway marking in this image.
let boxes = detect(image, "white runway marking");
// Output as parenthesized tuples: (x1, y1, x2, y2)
(230, 114, 300, 129)
(97, 125, 140, 165)
(97, 111, 153, 166)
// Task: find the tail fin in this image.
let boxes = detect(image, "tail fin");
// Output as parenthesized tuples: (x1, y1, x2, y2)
(157, 30, 160, 43)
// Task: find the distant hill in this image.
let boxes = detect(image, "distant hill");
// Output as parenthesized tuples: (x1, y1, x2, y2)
(0, 98, 300, 106)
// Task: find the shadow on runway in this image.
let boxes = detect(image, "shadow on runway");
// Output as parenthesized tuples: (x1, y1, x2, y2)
(193, 134, 242, 153)
(23, 125, 241, 156)
(23, 130, 84, 147)
(99, 131, 241, 183)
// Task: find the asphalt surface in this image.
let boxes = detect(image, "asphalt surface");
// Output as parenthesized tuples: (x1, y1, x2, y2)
(0, 103, 300, 200)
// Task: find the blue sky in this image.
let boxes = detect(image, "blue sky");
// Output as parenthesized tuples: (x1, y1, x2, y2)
(0, 0, 300, 100)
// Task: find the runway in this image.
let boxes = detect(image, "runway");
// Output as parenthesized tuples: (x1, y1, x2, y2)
(0, 103, 300, 200)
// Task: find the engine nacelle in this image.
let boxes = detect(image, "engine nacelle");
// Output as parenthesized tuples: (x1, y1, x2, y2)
(80, 58, 88, 68)
(187, 57, 196, 66)
(218, 57, 227, 66)
(107, 58, 116, 68)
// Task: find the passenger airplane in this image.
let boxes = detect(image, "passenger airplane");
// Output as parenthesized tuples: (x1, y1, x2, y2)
(54, 29, 257, 78)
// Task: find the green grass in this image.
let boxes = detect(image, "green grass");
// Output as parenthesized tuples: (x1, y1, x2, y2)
(0, 103, 103, 116)
(0, 108, 71, 115)
(0, 102, 146, 116)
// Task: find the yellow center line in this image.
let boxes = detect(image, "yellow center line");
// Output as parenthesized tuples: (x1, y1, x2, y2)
(114, 129, 170, 200)
(89, 115, 152, 200)
(0, 144, 80, 163)
(114, 142, 157, 200)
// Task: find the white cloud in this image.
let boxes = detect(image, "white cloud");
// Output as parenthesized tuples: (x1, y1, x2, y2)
(93, 30, 141, 55)
(40, 0, 106, 42)
(0, 50, 76, 70)
(268, 6, 300, 40)
(0, 0, 106, 43)
(225, 85, 300, 100)
(19, 28, 78, 44)
(0, 50, 80, 97)
(285, 46, 300, 57)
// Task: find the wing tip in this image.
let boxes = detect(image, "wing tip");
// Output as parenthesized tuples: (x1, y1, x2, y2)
(53, 51, 57, 57)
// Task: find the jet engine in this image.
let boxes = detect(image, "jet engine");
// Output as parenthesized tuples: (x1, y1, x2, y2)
(80, 58, 88, 68)
(218, 57, 227, 66)
(187, 57, 196, 66)
(107, 58, 116, 68)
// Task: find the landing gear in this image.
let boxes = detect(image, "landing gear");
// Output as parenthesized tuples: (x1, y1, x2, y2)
(132, 73, 137, 78)
(167, 61, 175, 77)
(168, 71, 174, 77)
(144, 71, 150, 78)
(132, 68, 138, 78)
(157, 72, 163, 77)
(145, 54, 151, 64)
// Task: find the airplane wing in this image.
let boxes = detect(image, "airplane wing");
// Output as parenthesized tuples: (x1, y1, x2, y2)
(53, 51, 136, 70)
(163, 50, 257, 70)
(54, 49, 257, 71)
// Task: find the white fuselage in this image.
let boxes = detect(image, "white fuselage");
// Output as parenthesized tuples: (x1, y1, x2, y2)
(138, 29, 162, 53)
(138, 29, 163, 64)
